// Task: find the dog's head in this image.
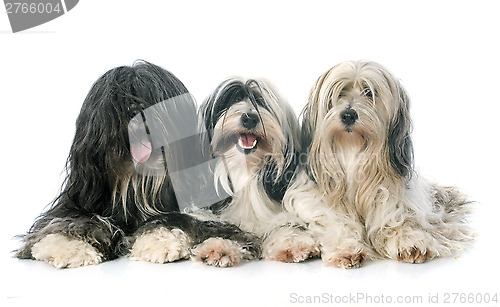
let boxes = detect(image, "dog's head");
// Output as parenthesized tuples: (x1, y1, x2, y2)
(303, 60, 414, 183)
(200, 78, 300, 201)
(68, 61, 190, 219)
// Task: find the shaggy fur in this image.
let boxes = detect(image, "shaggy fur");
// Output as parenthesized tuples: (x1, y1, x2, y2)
(15, 61, 259, 268)
(198, 78, 319, 263)
(284, 60, 475, 268)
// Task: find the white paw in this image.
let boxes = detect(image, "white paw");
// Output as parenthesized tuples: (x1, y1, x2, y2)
(263, 227, 319, 263)
(381, 227, 435, 263)
(31, 233, 103, 268)
(130, 227, 191, 263)
(191, 238, 249, 267)
(396, 244, 430, 263)
(322, 248, 367, 269)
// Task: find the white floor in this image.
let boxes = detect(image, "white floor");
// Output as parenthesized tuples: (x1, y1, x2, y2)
(2, 222, 497, 307)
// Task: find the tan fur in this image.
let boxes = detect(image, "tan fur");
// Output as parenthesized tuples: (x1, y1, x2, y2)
(129, 227, 191, 263)
(285, 61, 475, 268)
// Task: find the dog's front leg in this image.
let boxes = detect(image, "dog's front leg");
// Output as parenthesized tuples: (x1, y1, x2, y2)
(261, 212, 320, 263)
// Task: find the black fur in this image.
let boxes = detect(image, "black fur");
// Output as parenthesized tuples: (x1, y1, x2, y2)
(16, 61, 183, 260)
(132, 213, 261, 258)
(15, 61, 259, 266)
(262, 149, 299, 201)
(201, 79, 273, 143)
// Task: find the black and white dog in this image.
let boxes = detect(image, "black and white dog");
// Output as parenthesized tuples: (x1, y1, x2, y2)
(15, 61, 259, 268)
(196, 78, 319, 263)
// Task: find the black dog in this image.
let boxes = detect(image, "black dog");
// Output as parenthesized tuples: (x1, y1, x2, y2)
(15, 61, 259, 268)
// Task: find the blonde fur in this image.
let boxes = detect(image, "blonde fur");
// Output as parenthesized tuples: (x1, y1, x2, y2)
(129, 227, 191, 263)
(31, 233, 103, 268)
(285, 61, 475, 267)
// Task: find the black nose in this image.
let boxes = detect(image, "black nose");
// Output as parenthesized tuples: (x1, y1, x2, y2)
(340, 109, 358, 126)
(241, 113, 259, 129)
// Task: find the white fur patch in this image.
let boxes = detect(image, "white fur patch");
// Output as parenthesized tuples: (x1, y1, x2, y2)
(130, 227, 191, 263)
(263, 226, 319, 263)
(321, 247, 367, 269)
(285, 61, 475, 267)
(31, 233, 103, 268)
(191, 238, 249, 267)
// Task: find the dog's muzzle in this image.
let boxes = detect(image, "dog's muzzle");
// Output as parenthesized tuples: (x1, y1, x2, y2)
(236, 113, 260, 154)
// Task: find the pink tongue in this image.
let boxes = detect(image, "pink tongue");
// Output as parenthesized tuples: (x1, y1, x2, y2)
(130, 141, 152, 163)
(239, 133, 257, 147)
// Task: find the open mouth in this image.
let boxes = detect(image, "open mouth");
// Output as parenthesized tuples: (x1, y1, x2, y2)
(236, 133, 258, 154)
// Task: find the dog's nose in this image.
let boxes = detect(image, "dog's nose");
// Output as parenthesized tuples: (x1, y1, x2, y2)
(241, 113, 259, 129)
(340, 109, 358, 126)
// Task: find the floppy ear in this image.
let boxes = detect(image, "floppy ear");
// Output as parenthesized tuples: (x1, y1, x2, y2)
(387, 83, 414, 181)
(300, 70, 335, 183)
(301, 71, 330, 153)
(199, 79, 247, 144)
(198, 94, 216, 144)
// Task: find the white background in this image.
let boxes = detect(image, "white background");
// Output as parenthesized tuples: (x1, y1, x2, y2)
(1, 1, 499, 306)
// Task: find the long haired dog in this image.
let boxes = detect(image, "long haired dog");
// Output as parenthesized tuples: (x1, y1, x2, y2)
(15, 61, 258, 268)
(284, 60, 474, 268)
(198, 78, 319, 263)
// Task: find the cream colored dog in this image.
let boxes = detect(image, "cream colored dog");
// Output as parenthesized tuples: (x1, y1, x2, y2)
(284, 60, 475, 268)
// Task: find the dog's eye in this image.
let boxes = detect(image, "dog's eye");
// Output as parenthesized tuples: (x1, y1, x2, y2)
(362, 88, 373, 100)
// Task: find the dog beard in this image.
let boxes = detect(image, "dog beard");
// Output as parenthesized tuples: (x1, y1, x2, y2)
(199, 79, 301, 235)
(287, 60, 475, 267)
